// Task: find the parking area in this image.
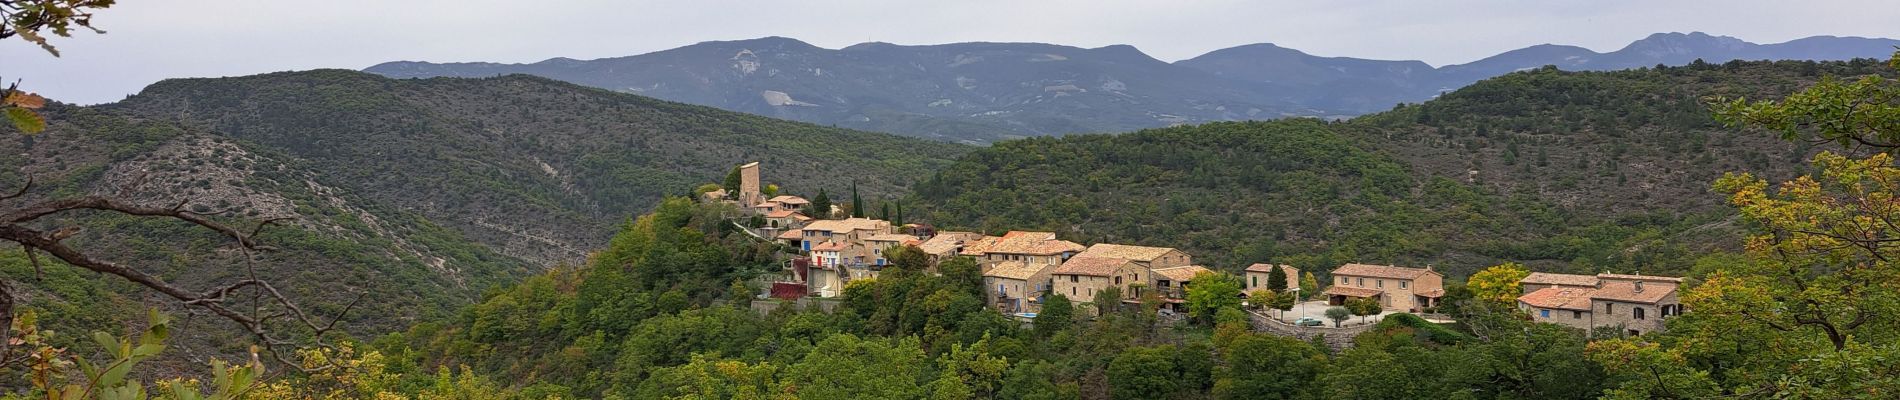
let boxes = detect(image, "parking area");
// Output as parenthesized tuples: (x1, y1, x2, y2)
(1259, 300, 1403, 327)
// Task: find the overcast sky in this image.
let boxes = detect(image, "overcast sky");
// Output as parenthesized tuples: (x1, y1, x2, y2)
(6, 0, 1899, 104)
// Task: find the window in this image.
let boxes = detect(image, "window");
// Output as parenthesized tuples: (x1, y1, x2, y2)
(1252, 276, 1258, 287)
(1540, 309, 1550, 318)
(1339, 277, 1347, 285)
(1357, 278, 1365, 286)
(1573, 310, 1583, 319)
(1114, 276, 1122, 285)
(1400, 281, 1408, 289)
(1605, 303, 1614, 314)
(1634, 307, 1646, 320)
(1071, 287, 1076, 296)
(1070, 275, 1078, 283)
(1376, 279, 1384, 288)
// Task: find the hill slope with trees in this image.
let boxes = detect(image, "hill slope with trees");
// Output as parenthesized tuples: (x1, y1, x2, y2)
(103, 69, 971, 266)
(910, 59, 1897, 278)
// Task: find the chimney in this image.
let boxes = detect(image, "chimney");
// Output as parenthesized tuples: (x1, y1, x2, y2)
(1634, 281, 1645, 293)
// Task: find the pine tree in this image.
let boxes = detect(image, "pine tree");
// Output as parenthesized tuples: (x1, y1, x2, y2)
(851, 182, 865, 218)
(810, 189, 832, 219)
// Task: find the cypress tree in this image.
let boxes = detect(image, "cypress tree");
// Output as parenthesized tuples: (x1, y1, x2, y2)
(851, 182, 865, 218)
(879, 202, 892, 221)
(1267, 265, 1289, 292)
(894, 204, 904, 226)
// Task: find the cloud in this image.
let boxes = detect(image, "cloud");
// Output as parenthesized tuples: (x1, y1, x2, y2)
(4, 0, 1897, 104)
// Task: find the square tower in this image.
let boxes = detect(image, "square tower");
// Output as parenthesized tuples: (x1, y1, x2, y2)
(739, 162, 762, 207)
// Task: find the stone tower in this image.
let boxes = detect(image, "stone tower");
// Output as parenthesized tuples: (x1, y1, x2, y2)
(739, 162, 761, 207)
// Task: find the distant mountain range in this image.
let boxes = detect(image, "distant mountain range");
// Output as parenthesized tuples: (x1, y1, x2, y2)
(369, 32, 1897, 144)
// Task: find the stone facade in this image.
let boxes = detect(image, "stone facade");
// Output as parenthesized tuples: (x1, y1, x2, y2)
(738, 162, 761, 207)
(1326, 264, 1444, 312)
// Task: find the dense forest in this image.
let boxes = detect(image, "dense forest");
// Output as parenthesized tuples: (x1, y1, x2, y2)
(910, 59, 1898, 279)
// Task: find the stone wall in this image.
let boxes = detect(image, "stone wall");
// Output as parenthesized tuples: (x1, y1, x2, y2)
(1247, 310, 1373, 350)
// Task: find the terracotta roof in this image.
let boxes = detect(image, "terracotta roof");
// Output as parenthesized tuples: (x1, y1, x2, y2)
(1522, 272, 1599, 287)
(1052, 257, 1132, 277)
(1322, 286, 1384, 298)
(1590, 281, 1677, 304)
(777, 229, 803, 240)
(1596, 273, 1685, 284)
(865, 233, 916, 243)
(1331, 263, 1437, 280)
(983, 260, 1047, 280)
(979, 231, 1083, 256)
(769, 195, 810, 205)
(754, 201, 781, 209)
(791, 214, 812, 221)
(917, 232, 982, 256)
(1152, 265, 1215, 282)
(765, 210, 799, 218)
(1076, 243, 1181, 262)
(803, 218, 888, 234)
(1518, 287, 1596, 310)
(1416, 289, 1445, 298)
(811, 241, 850, 252)
(959, 236, 1004, 256)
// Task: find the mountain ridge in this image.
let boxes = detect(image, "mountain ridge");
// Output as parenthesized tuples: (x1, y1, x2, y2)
(365, 32, 1899, 143)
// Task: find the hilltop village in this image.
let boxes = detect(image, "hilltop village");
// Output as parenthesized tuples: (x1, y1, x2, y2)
(708, 162, 1688, 335)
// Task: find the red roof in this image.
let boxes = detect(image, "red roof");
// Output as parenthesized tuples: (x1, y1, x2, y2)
(811, 241, 849, 252)
(1517, 287, 1596, 310)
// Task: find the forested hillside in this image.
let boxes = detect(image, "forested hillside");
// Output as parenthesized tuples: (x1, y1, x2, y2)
(104, 70, 969, 265)
(0, 105, 531, 374)
(910, 59, 1896, 278)
(1, 70, 968, 376)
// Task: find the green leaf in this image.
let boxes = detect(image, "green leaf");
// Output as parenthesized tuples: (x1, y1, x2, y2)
(92, 331, 121, 357)
(5, 107, 46, 134)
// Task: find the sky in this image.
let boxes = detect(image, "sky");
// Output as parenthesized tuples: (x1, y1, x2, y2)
(6, 0, 1899, 105)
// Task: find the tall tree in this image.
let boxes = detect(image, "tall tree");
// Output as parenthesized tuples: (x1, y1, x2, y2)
(722, 166, 742, 196)
(851, 182, 865, 218)
(893, 203, 904, 226)
(809, 189, 832, 219)
(1467, 262, 1529, 304)
(1299, 272, 1320, 300)
(1035, 294, 1073, 338)
(1186, 272, 1244, 326)
(879, 202, 892, 221)
(1266, 265, 1289, 292)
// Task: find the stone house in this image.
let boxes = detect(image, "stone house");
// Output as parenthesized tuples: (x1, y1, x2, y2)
(1050, 257, 1146, 314)
(1323, 263, 1445, 312)
(863, 233, 920, 266)
(916, 231, 986, 261)
(767, 195, 810, 213)
(983, 260, 1056, 314)
(797, 218, 890, 253)
(1518, 273, 1685, 335)
(1150, 265, 1215, 311)
(1243, 263, 1301, 293)
(1073, 244, 1192, 270)
(978, 231, 1084, 272)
